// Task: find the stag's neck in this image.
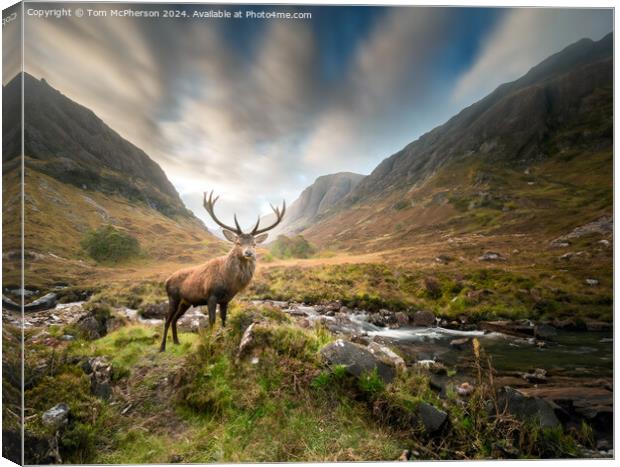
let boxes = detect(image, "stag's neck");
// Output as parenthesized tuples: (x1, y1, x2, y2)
(224, 251, 256, 289)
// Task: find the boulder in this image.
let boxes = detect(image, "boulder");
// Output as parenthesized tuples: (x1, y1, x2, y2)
(1, 295, 20, 311)
(24, 293, 57, 312)
(478, 252, 505, 262)
(89, 356, 112, 399)
(320, 339, 397, 383)
(457, 382, 475, 397)
(76, 315, 103, 340)
(534, 324, 557, 340)
(141, 302, 168, 319)
(41, 403, 69, 429)
(367, 342, 406, 369)
(585, 278, 599, 286)
(394, 312, 409, 327)
(449, 337, 471, 350)
(238, 322, 257, 357)
(177, 308, 209, 332)
(585, 320, 612, 332)
(412, 310, 435, 327)
(521, 368, 547, 384)
(479, 320, 534, 338)
(416, 402, 448, 433)
(496, 386, 560, 429)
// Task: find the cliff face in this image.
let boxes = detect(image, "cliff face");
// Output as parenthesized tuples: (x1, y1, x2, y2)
(3, 73, 189, 217)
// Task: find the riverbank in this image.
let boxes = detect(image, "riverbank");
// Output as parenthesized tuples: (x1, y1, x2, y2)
(4, 295, 613, 462)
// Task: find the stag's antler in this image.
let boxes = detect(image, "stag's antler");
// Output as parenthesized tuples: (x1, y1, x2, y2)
(203, 190, 243, 234)
(250, 200, 286, 235)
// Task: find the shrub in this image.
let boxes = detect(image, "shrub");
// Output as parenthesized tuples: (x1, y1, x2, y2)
(81, 225, 140, 263)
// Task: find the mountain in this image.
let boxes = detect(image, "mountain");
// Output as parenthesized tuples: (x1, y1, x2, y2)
(2, 73, 223, 288)
(3, 73, 188, 217)
(298, 33, 613, 250)
(262, 172, 364, 238)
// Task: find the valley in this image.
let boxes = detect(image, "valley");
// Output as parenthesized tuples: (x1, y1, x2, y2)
(2, 32, 614, 463)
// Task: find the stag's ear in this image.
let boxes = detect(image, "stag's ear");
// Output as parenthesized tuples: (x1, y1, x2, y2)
(222, 229, 237, 243)
(254, 233, 269, 244)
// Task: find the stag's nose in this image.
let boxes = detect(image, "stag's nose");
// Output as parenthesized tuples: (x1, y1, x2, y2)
(244, 250, 255, 258)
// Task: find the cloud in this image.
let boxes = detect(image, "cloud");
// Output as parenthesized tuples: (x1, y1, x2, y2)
(452, 8, 613, 105)
(301, 7, 451, 175)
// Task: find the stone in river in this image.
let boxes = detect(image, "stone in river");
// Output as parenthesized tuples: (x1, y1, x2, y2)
(320, 339, 397, 383)
(412, 310, 435, 327)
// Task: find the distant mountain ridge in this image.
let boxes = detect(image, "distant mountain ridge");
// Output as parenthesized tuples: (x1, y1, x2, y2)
(263, 172, 365, 237)
(345, 33, 613, 205)
(2, 72, 190, 218)
(296, 33, 613, 250)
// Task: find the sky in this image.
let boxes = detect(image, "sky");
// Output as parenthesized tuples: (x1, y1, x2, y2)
(6, 3, 613, 231)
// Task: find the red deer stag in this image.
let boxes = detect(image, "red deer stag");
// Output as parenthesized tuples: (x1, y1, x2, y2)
(160, 191, 285, 351)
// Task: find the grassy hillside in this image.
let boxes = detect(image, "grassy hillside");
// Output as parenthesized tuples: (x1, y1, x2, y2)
(3, 168, 225, 290)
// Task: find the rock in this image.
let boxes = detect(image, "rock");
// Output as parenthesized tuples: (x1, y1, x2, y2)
(550, 241, 571, 248)
(42, 403, 69, 429)
(598, 239, 610, 247)
(449, 337, 471, 350)
(492, 440, 520, 458)
(534, 324, 557, 340)
(585, 278, 599, 286)
(60, 334, 75, 341)
(141, 302, 168, 319)
(169, 454, 183, 463)
(416, 402, 448, 433)
(457, 382, 475, 397)
(238, 322, 257, 357)
(478, 251, 505, 262)
(555, 216, 613, 241)
(398, 449, 411, 461)
(429, 374, 447, 395)
(559, 252, 574, 261)
(394, 311, 409, 326)
(412, 310, 435, 327)
(320, 339, 397, 383)
(339, 306, 351, 314)
(435, 254, 452, 264)
(177, 308, 209, 332)
(89, 356, 112, 399)
(585, 320, 612, 332)
(77, 315, 103, 339)
(479, 320, 534, 338)
(350, 334, 371, 346)
(497, 386, 560, 429)
(367, 342, 406, 369)
(552, 317, 583, 331)
(1, 294, 20, 311)
(521, 368, 547, 384)
(24, 293, 57, 312)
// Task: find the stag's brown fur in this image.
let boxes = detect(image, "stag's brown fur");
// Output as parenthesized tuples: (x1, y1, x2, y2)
(160, 243, 255, 351)
(159, 191, 285, 351)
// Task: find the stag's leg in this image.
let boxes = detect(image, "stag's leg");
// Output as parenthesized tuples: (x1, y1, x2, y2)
(171, 301, 191, 345)
(219, 302, 228, 327)
(207, 296, 217, 328)
(160, 296, 180, 352)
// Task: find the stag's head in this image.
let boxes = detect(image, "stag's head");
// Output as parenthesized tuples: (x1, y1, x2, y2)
(203, 191, 286, 261)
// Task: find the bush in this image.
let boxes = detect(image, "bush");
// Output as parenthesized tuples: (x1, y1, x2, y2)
(269, 235, 316, 259)
(81, 225, 140, 263)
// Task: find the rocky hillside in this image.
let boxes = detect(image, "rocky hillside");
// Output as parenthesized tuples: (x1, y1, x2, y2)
(299, 34, 613, 250)
(3, 73, 189, 218)
(262, 172, 364, 237)
(2, 74, 222, 289)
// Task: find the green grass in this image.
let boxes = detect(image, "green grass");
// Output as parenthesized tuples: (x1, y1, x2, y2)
(22, 302, 592, 462)
(247, 261, 612, 322)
